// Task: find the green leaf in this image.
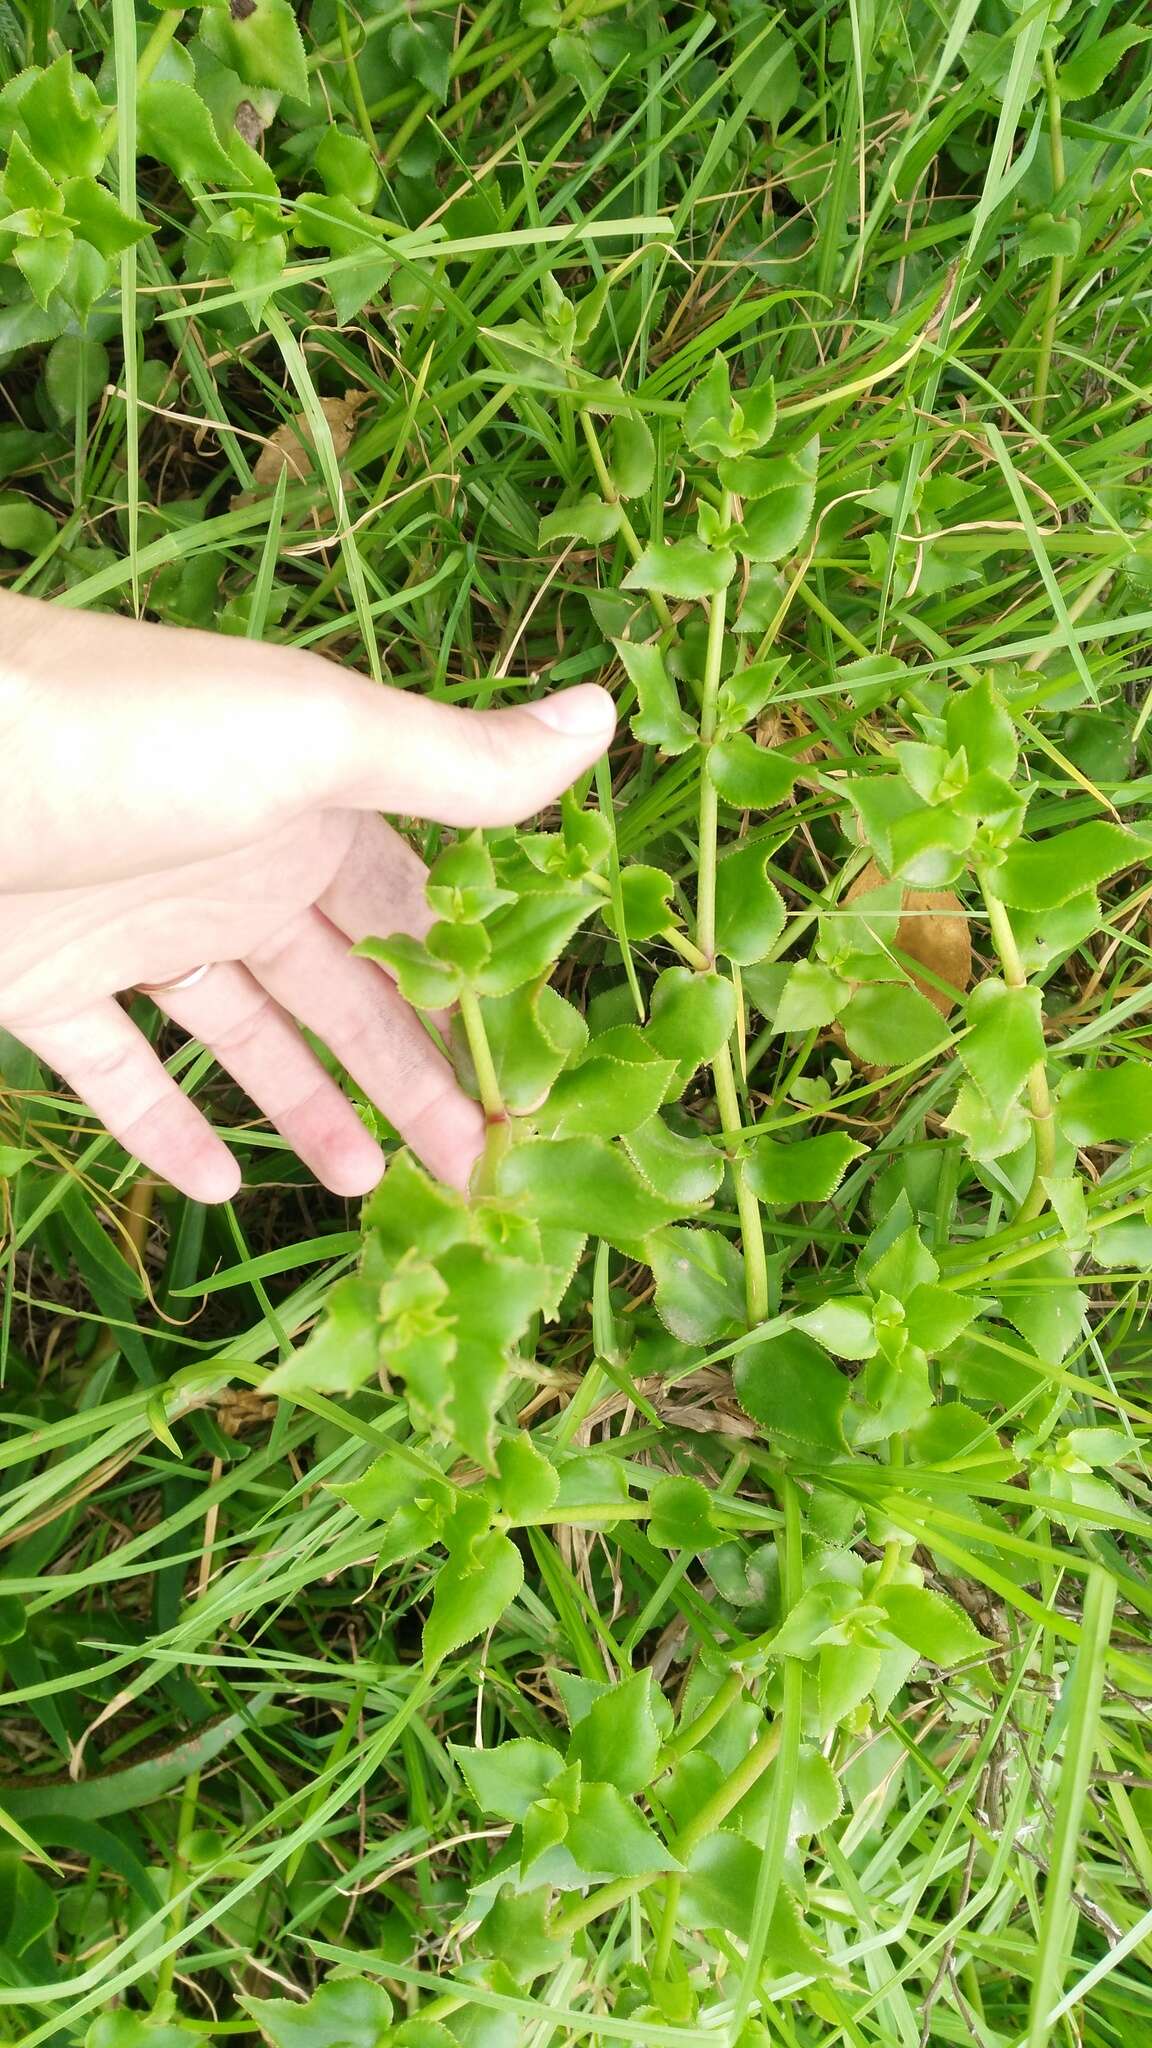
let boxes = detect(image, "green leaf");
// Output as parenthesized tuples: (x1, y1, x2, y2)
(14, 230, 71, 311)
(472, 983, 587, 1112)
(390, 16, 452, 100)
(453, 1738, 564, 1821)
(3, 132, 61, 213)
(335, 1449, 449, 1527)
(818, 1642, 882, 1736)
(736, 439, 818, 560)
(137, 80, 237, 186)
(707, 734, 798, 810)
(616, 638, 696, 755)
(567, 1671, 664, 1794)
(715, 841, 786, 965)
(610, 412, 655, 498)
(647, 967, 737, 1074)
(1018, 211, 1081, 266)
(355, 933, 460, 1009)
(623, 538, 736, 599)
(240, 1977, 393, 2048)
(859, 1211, 938, 1296)
(774, 959, 849, 1031)
(957, 978, 1044, 1120)
(607, 863, 678, 941)
(840, 981, 950, 1069)
(623, 1115, 724, 1205)
(0, 493, 54, 554)
(496, 1432, 560, 1522)
(0, 1144, 36, 1178)
(647, 1474, 717, 1551)
(683, 354, 734, 457)
(60, 177, 150, 257)
(648, 1227, 745, 1342)
(746, 1133, 866, 1206)
(992, 824, 1135, 910)
(734, 1332, 848, 1455)
(945, 677, 1017, 780)
(1058, 26, 1152, 99)
(413, 1243, 548, 1468)
(423, 1526, 524, 1671)
(477, 887, 597, 997)
(314, 126, 381, 210)
(535, 1035, 675, 1139)
(716, 657, 786, 733)
(877, 1584, 989, 1680)
(87, 2019, 199, 2048)
(201, 0, 311, 102)
(43, 332, 108, 423)
(366, 1149, 470, 1264)
(902, 1283, 981, 1355)
(1057, 1062, 1152, 1145)
(15, 56, 106, 179)
(264, 1276, 379, 1397)
(539, 494, 622, 545)
(496, 1133, 692, 1245)
(795, 1298, 877, 1360)
(565, 1780, 679, 1878)
(680, 1839, 824, 1970)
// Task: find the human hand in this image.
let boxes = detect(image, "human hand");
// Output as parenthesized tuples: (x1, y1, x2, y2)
(0, 593, 615, 1202)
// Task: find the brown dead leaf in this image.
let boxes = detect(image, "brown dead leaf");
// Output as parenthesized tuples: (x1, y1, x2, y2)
(251, 389, 369, 487)
(846, 859, 971, 1016)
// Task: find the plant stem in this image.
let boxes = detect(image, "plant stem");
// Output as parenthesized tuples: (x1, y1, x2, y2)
(548, 1718, 782, 1941)
(978, 873, 1055, 1222)
(730, 1475, 804, 2040)
(151, 1766, 200, 2016)
(458, 984, 504, 1123)
(695, 528, 730, 964)
(663, 1669, 748, 1762)
(714, 1043, 770, 1327)
(335, 0, 379, 153)
(578, 409, 675, 632)
(1032, 47, 1066, 430)
(695, 494, 770, 1327)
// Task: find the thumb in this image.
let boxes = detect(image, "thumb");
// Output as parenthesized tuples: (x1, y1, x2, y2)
(324, 678, 617, 826)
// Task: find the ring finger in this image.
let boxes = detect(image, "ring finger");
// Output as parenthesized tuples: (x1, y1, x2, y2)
(156, 960, 388, 1198)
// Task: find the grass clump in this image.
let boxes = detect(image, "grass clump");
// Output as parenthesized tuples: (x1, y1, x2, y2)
(3, 2, 1152, 2044)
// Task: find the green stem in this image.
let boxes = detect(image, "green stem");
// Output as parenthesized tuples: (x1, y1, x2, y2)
(695, 527, 730, 964)
(978, 874, 1055, 1222)
(578, 409, 675, 632)
(730, 1476, 804, 2040)
(458, 984, 503, 1123)
(336, 0, 378, 153)
(663, 1669, 748, 1763)
(1032, 48, 1066, 430)
(714, 1043, 770, 1328)
(696, 494, 769, 1328)
(151, 1767, 200, 2016)
(548, 1719, 782, 1941)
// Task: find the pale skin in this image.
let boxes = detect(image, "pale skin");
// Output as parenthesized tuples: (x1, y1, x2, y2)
(0, 591, 616, 1203)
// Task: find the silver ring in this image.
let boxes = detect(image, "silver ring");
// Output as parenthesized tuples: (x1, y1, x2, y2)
(135, 963, 213, 996)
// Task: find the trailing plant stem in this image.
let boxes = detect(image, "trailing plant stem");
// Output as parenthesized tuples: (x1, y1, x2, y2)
(458, 985, 504, 1124)
(978, 875, 1055, 1221)
(1032, 47, 1066, 430)
(697, 495, 769, 1327)
(731, 1475, 804, 2038)
(579, 409, 675, 631)
(714, 1043, 770, 1328)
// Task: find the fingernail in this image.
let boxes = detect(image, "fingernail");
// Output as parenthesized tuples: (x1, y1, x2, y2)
(523, 685, 616, 738)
